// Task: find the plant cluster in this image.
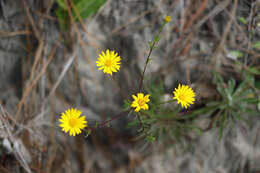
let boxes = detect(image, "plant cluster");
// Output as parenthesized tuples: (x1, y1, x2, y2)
(57, 11, 260, 148)
(58, 16, 197, 140)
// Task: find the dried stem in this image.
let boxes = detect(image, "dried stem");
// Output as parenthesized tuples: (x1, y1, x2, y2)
(87, 110, 131, 132)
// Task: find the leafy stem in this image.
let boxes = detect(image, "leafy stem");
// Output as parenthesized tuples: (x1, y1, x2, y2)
(138, 41, 156, 92)
(138, 23, 167, 92)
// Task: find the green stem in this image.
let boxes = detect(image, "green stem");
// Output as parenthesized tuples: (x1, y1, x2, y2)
(138, 23, 166, 92)
(138, 41, 156, 92)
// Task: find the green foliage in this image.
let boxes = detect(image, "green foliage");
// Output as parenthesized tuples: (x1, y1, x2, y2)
(234, 61, 260, 75)
(253, 41, 260, 49)
(55, 0, 106, 29)
(203, 71, 259, 139)
(228, 50, 243, 59)
(238, 16, 247, 25)
(126, 80, 201, 149)
(154, 35, 161, 43)
(123, 99, 131, 111)
(148, 41, 153, 49)
(84, 128, 92, 137)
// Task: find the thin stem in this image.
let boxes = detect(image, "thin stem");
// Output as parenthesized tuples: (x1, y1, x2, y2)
(137, 112, 148, 136)
(138, 23, 166, 92)
(88, 110, 130, 132)
(138, 41, 156, 92)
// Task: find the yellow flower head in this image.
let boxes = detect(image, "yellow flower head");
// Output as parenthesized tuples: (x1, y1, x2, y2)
(96, 49, 121, 75)
(131, 93, 150, 112)
(173, 84, 195, 109)
(164, 16, 171, 23)
(59, 108, 87, 136)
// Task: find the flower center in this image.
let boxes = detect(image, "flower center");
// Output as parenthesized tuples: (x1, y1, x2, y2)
(178, 94, 186, 101)
(138, 99, 145, 106)
(105, 59, 112, 67)
(69, 118, 77, 128)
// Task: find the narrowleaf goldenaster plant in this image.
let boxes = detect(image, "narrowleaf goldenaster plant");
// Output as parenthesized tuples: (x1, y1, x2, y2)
(59, 108, 87, 136)
(96, 49, 121, 75)
(131, 93, 150, 112)
(173, 84, 195, 108)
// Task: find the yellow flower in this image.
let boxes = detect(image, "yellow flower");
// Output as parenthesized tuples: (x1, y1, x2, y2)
(59, 108, 87, 136)
(164, 16, 171, 23)
(173, 84, 195, 109)
(131, 93, 150, 112)
(96, 49, 121, 75)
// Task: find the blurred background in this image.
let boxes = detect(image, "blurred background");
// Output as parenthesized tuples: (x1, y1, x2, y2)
(0, 0, 260, 172)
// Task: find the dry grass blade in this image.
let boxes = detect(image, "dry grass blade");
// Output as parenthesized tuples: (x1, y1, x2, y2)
(0, 104, 32, 173)
(210, 0, 238, 70)
(30, 37, 44, 81)
(70, 2, 99, 51)
(15, 44, 58, 120)
(0, 30, 30, 37)
(22, 0, 41, 40)
(183, 0, 209, 33)
(194, 0, 231, 29)
(40, 51, 77, 112)
(65, 0, 97, 81)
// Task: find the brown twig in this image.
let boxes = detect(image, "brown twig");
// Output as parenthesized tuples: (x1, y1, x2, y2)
(0, 105, 33, 173)
(210, 0, 238, 70)
(15, 44, 57, 120)
(0, 30, 30, 37)
(65, 0, 97, 83)
(183, 0, 209, 32)
(22, 0, 41, 40)
(70, 2, 99, 51)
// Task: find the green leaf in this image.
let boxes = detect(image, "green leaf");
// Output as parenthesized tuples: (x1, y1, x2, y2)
(253, 41, 260, 49)
(240, 98, 258, 104)
(256, 81, 260, 90)
(56, 8, 70, 29)
(123, 99, 131, 111)
(84, 129, 92, 137)
(145, 135, 156, 142)
(238, 16, 247, 24)
(55, 0, 107, 30)
(74, 0, 106, 20)
(154, 35, 160, 43)
(227, 50, 243, 59)
(233, 80, 247, 97)
(245, 73, 255, 85)
(215, 76, 225, 96)
(56, 0, 67, 9)
(94, 122, 99, 128)
(218, 110, 228, 140)
(228, 78, 236, 95)
(247, 67, 260, 75)
(127, 119, 139, 128)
